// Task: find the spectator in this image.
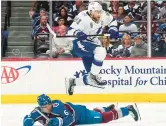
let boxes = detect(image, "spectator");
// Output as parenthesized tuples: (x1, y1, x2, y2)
(164, 37, 166, 56)
(32, 16, 49, 57)
(119, 15, 138, 33)
(55, 25, 67, 36)
(30, 0, 49, 12)
(115, 34, 133, 57)
(130, 35, 147, 57)
(60, 1, 73, 17)
(100, 36, 114, 57)
(140, 1, 147, 11)
(33, 8, 48, 29)
(53, 1, 73, 19)
(54, 7, 73, 26)
(29, 1, 49, 19)
(159, 1, 166, 22)
(1, 29, 8, 57)
(124, 1, 142, 20)
(142, 1, 160, 20)
(159, 23, 166, 33)
(31, 16, 49, 40)
(108, 0, 119, 13)
(72, 0, 83, 17)
(53, 17, 67, 33)
(117, 6, 125, 27)
(79, 3, 86, 12)
(46, 36, 73, 58)
(140, 21, 159, 35)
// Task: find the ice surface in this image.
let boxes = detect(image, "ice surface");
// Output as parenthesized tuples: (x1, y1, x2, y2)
(1, 103, 166, 126)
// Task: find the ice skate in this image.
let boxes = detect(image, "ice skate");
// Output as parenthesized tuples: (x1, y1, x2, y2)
(65, 78, 76, 95)
(127, 105, 139, 121)
(87, 73, 106, 88)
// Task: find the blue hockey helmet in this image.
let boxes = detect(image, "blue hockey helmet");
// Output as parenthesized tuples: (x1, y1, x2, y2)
(37, 94, 51, 107)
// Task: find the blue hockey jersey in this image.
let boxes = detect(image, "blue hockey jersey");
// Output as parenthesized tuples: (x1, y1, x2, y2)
(23, 100, 90, 126)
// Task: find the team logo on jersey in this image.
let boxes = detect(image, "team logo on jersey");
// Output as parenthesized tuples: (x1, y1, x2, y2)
(90, 22, 93, 28)
(53, 103, 59, 107)
(1, 65, 31, 84)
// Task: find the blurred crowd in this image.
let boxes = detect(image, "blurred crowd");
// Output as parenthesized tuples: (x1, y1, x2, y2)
(29, 0, 166, 58)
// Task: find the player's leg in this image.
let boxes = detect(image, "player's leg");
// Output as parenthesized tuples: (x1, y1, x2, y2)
(73, 56, 93, 87)
(83, 109, 103, 124)
(66, 40, 106, 95)
(82, 56, 94, 73)
(93, 104, 139, 123)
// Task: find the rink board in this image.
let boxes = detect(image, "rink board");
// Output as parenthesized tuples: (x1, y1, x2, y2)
(1, 58, 166, 104)
(2, 94, 166, 104)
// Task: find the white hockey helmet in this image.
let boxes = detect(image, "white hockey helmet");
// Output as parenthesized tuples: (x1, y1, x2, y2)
(88, 2, 102, 14)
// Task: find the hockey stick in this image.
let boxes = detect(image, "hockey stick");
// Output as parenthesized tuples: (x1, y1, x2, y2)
(46, 23, 110, 38)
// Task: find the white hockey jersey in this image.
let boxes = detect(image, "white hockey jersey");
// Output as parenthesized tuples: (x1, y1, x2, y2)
(67, 10, 117, 45)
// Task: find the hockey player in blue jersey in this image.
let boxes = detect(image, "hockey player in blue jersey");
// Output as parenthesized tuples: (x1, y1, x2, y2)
(23, 94, 139, 126)
(65, 2, 119, 95)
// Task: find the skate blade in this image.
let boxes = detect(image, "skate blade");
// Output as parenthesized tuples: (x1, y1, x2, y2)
(89, 84, 105, 89)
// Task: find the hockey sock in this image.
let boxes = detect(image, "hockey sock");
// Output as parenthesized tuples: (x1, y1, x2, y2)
(100, 107, 129, 123)
(91, 47, 106, 75)
(119, 107, 129, 117)
(91, 59, 103, 75)
(101, 109, 118, 123)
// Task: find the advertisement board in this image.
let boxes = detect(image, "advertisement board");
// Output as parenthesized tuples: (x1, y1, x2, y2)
(1, 58, 166, 103)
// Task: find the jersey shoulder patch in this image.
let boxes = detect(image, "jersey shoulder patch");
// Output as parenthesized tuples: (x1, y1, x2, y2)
(53, 103, 59, 107)
(52, 100, 62, 108)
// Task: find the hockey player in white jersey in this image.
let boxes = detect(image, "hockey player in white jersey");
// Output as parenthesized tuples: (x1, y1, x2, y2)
(66, 2, 118, 95)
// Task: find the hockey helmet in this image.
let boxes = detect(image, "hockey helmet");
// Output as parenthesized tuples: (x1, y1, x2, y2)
(88, 2, 103, 14)
(37, 94, 51, 107)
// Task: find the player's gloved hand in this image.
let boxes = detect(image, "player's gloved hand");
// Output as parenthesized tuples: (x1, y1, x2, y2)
(108, 27, 119, 39)
(75, 31, 87, 41)
(48, 117, 63, 126)
(23, 115, 34, 126)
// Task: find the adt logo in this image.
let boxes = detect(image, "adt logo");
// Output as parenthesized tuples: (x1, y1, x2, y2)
(1, 65, 31, 84)
(74, 70, 87, 78)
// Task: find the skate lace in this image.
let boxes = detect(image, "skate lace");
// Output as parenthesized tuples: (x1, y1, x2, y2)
(70, 82, 74, 92)
(96, 76, 103, 83)
(71, 85, 74, 92)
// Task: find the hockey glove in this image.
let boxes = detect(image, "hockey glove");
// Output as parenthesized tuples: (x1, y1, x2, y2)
(75, 31, 87, 41)
(23, 115, 34, 126)
(48, 117, 63, 126)
(108, 27, 119, 39)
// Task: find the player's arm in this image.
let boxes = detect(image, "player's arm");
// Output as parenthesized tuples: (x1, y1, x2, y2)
(104, 11, 119, 39)
(108, 20, 119, 39)
(67, 14, 87, 41)
(32, 17, 39, 29)
(23, 109, 41, 126)
(51, 101, 75, 126)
